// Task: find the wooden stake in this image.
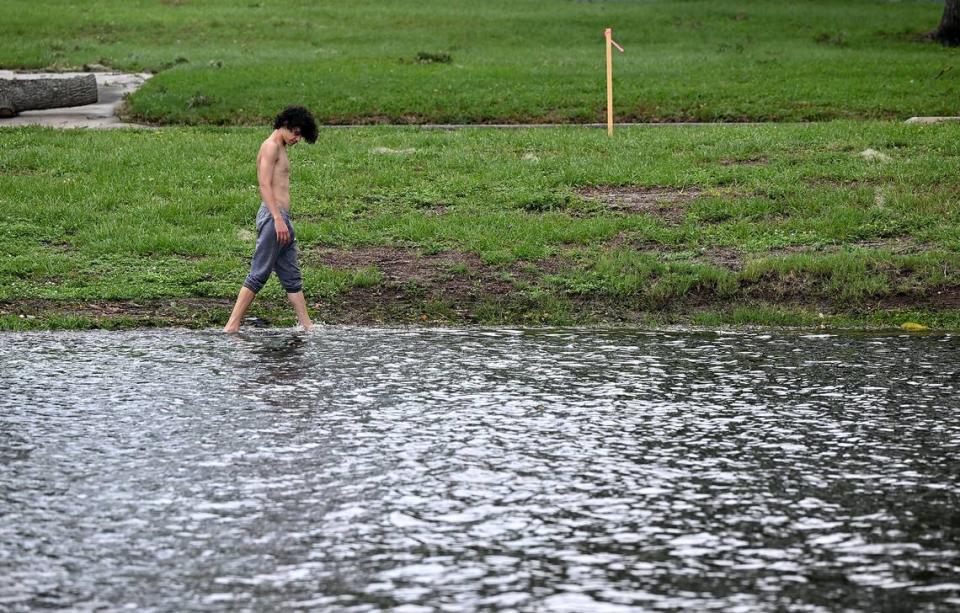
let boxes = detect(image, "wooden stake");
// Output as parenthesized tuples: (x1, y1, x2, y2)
(605, 28, 614, 136)
(604, 28, 623, 136)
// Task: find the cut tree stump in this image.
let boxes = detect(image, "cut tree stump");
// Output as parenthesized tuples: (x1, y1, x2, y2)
(0, 74, 97, 118)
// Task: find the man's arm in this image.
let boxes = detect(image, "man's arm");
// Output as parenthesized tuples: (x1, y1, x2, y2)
(257, 140, 290, 245)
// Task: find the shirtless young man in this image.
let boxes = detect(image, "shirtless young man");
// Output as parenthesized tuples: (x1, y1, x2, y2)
(223, 106, 319, 333)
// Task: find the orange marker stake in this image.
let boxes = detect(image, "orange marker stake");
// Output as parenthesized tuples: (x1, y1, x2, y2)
(604, 28, 625, 136)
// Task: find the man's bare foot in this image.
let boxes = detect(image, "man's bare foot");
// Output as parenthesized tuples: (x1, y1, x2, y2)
(223, 324, 240, 333)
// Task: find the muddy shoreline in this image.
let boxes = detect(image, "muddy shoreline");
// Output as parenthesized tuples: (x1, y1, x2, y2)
(2, 286, 956, 330)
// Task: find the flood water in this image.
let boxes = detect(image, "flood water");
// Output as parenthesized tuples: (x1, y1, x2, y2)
(1, 328, 958, 612)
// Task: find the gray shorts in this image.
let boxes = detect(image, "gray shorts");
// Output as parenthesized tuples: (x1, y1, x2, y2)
(242, 204, 303, 294)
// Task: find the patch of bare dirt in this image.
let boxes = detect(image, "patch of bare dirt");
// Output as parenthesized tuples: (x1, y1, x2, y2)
(307, 246, 576, 323)
(881, 286, 960, 309)
(846, 238, 938, 254)
(805, 178, 883, 189)
(655, 245, 745, 271)
(720, 157, 767, 166)
(576, 186, 701, 224)
(745, 285, 960, 311)
(313, 246, 569, 286)
(760, 237, 938, 258)
(311, 246, 489, 285)
(39, 239, 74, 251)
(697, 246, 744, 271)
(604, 233, 745, 271)
(0, 298, 231, 326)
(316, 246, 571, 291)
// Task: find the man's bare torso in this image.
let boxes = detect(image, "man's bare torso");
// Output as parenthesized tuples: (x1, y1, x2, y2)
(257, 138, 291, 212)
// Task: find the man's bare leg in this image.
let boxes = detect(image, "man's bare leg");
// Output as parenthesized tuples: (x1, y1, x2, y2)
(224, 286, 257, 333)
(287, 291, 314, 331)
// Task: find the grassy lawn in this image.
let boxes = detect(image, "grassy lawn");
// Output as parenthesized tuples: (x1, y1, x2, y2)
(1, 0, 957, 124)
(1, 121, 959, 329)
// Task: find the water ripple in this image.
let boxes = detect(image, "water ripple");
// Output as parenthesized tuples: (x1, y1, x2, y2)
(0, 328, 958, 611)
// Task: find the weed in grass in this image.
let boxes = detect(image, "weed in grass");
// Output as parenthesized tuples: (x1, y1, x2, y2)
(814, 32, 849, 47)
(188, 94, 215, 108)
(413, 52, 452, 65)
(576, 186, 702, 225)
(351, 266, 383, 289)
(420, 298, 456, 321)
(446, 262, 470, 275)
(159, 55, 190, 70)
(516, 192, 575, 213)
(421, 242, 445, 256)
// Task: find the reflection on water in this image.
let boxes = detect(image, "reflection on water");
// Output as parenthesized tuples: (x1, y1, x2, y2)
(1, 328, 958, 611)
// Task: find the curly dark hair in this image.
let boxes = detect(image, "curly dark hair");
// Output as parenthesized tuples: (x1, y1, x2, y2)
(274, 106, 318, 144)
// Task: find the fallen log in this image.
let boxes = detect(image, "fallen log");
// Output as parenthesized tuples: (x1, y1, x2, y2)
(0, 74, 98, 118)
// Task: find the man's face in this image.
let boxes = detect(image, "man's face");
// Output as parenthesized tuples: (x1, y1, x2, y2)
(283, 127, 302, 146)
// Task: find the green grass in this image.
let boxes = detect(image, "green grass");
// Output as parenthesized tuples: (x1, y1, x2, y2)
(1, 121, 959, 329)
(1, 0, 957, 124)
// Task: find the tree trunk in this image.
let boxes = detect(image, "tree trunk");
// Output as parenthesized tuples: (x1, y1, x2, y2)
(0, 74, 98, 117)
(936, 0, 960, 46)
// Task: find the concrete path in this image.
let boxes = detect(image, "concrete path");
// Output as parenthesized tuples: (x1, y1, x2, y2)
(904, 116, 960, 125)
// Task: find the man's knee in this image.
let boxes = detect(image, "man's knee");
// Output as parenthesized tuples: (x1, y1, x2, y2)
(243, 275, 266, 294)
(276, 251, 302, 293)
(280, 278, 303, 293)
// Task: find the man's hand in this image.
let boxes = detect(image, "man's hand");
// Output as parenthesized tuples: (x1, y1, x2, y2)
(274, 216, 290, 246)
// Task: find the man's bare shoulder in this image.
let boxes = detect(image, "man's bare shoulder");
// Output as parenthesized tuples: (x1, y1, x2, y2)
(258, 138, 281, 159)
